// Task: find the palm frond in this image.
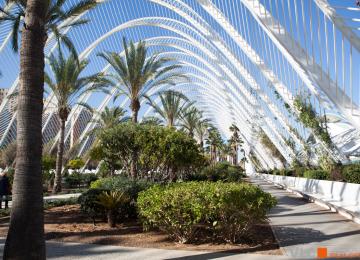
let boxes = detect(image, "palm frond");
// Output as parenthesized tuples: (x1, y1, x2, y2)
(61, 0, 97, 20)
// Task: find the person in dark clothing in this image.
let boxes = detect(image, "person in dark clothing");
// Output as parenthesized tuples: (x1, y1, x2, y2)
(0, 171, 11, 209)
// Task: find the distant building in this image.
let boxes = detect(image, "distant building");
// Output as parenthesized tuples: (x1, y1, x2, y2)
(0, 88, 16, 113)
(0, 88, 8, 105)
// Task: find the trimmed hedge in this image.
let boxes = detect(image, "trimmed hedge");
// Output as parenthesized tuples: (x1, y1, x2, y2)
(64, 173, 98, 188)
(137, 182, 276, 243)
(188, 162, 245, 182)
(304, 170, 330, 180)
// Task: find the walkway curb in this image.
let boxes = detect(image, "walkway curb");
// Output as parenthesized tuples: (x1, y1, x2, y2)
(262, 177, 360, 225)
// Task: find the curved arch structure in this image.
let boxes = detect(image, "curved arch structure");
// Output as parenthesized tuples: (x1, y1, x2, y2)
(0, 0, 360, 169)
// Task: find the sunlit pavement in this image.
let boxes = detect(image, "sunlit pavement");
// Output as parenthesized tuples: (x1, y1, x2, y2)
(2, 193, 81, 209)
(0, 239, 292, 260)
(251, 176, 360, 259)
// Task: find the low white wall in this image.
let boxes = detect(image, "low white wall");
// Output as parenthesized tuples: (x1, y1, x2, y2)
(261, 174, 360, 216)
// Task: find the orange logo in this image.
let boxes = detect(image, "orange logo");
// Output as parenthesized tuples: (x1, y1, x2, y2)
(317, 247, 328, 258)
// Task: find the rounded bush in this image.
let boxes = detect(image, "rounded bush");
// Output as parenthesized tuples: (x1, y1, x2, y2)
(137, 182, 276, 243)
(342, 164, 360, 184)
(304, 170, 330, 180)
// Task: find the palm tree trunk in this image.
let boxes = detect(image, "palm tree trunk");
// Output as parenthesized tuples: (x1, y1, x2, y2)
(53, 118, 66, 194)
(4, 1, 47, 258)
(233, 146, 238, 166)
(130, 100, 140, 180)
(132, 108, 138, 123)
(130, 106, 139, 179)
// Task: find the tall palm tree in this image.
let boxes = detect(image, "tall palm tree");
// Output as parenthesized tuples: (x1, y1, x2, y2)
(3, 1, 47, 258)
(180, 106, 202, 138)
(147, 90, 190, 127)
(1, 0, 100, 257)
(228, 124, 243, 165)
(45, 51, 108, 194)
(99, 38, 187, 123)
(206, 126, 223, 164)
(0, 0, 97, 55)
(99, 38, 187, 179)
(195, 118, 210, 151)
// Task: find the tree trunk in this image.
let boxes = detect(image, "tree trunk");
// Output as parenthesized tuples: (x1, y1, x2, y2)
(53, 118, 66, 194)
(131, 100, 140, 124)
(232, 146, 238, 166)
(107, 210, 116, 228)
(4, 1, 47, 258)
(130, 152, 137, 180)
(130, 105, 139, 179)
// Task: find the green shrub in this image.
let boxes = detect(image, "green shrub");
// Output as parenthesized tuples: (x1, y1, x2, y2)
(64, 173, 98, 189)
(90, 176, 153, 219)
(67, 158, 85, 169)
(97, 191, 130, 227)
(0, 208, 11, 218)
(137, 182, 276, 243)
(78, 189, 108, 223)
(44, 197, 78, 209)
(304, 170, 329, 180)
(342, 164, 360, 184)
(272, 169, 280, 175)
(293, 166, 306, 177)
(280, 169, 294, 176)
(64, 172, 82, 188)
(82, 173, 98, 187)
(99, 123, 204, 180)
(194, 162, 244, 182)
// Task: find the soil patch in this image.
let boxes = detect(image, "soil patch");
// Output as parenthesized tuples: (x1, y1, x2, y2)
(0, 205, 281, 255)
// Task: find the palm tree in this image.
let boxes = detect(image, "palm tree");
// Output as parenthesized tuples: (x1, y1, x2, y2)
(141, 116, 163, 126)
(2, 1, 47, 258)
(0, 0, 97, 55)
(147, 90, 190, 127)
(180, 106, 202, 138)
(99, 38, 187, 123)
(206, 126, 223, 164)
(2, 1, 100, 258)
(228, 124, 243, 165)
(91, 106, 129, 131)
(45, 51, 108, 194)
(99, 38, 187, 179)
(195, 118, 210, 151)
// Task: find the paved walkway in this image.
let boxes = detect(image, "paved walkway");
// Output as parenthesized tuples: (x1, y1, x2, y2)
(44, 193, 81, 201)
(0, 238, 290, 260)
(2, 193, 81, 208)
(251, 175, 360, 259)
